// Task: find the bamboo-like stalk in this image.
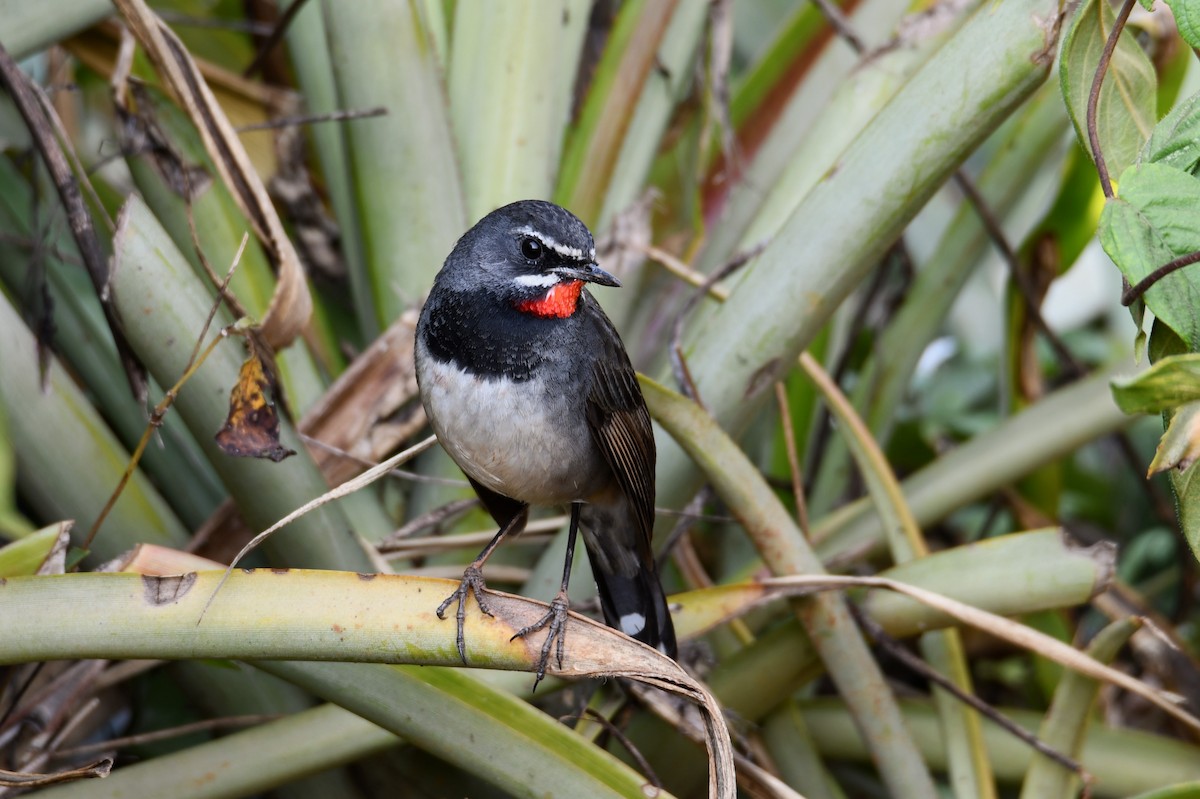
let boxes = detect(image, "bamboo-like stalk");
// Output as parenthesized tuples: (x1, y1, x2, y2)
(0, 569, 729, 799)
(812, 362, 1131, 560)
(808, 81, 1072, 516)
(29, 703, 399, 799)
(800, 353, 996, 798)
(448, 0, 589, 220)
(1019, 618, 1139, 799)
(321, 0, 466, 322)
(798, 697, 1200, 798)
(111, 197, 373, 571)
(641, 375, 939, 798)
(0, 0, 111, 59)
(657, 0, 1062, 517)
(0, 291, 188, 560)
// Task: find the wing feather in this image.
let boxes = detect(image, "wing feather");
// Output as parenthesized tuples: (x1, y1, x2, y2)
(584, 310, 655, 539)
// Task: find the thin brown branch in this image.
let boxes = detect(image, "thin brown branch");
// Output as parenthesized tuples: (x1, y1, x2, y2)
(951, 171, 1088, 378)
(242, 0, 313, 78)
(83, 235, 247, 551)
(53, 714, 281, 759)
(774, 382, 810, 532)
(235, 105, 387, 133)
(563, 709, 663, 790)
(375, 497, 481, 550)
(158, 9, 274, 34)
(1086, 0, 1137, 199)
(852, 607, 1091, 780)
(809, 0, 866, 54)
(667, 240, 768, 401)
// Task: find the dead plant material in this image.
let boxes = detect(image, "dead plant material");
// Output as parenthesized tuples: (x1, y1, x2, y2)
(111, 0, 312, 351)
(214, 333, 295, 462)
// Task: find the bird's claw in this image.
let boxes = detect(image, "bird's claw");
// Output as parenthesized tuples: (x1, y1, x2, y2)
(437, 565, 494, 663)
(511, 591, 570, 691)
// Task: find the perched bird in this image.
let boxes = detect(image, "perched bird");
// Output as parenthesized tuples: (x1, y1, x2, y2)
(414, 199, 677, 681)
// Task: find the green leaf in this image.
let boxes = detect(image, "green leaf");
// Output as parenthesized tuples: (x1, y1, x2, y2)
(1168, 0, 1200, 49)
(0, 525, 60, 577)
(1100, 163, 1200, 348)
(1170, 426, 1200, 563)
(1111, 354, 1200, 413)
(1059, 0, 1157, 177)
(1142, 91, 1200, 174)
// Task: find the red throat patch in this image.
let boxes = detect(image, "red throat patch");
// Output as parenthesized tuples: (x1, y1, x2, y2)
(515, 280, 583, 318)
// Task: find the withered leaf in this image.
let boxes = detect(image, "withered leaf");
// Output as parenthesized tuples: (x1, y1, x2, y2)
(214, 349, 295, 462)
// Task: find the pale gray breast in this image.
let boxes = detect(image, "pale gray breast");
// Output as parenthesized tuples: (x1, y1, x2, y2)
(415, 338, 610, 506)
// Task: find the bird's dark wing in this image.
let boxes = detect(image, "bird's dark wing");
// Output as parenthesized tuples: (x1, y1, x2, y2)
(584, 316, 656, 539)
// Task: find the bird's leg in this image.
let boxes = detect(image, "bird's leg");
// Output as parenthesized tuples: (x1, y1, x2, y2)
(512, 501, 581, 690)
(437, 510, 525, 664)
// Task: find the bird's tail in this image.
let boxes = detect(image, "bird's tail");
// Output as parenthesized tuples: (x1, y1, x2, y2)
(581, 504, 677, 658)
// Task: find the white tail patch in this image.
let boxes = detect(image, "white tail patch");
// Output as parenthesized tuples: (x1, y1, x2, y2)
(619, 612, 647, 636)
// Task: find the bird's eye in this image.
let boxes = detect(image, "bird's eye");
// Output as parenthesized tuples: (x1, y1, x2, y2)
(520, 236, 544, 260)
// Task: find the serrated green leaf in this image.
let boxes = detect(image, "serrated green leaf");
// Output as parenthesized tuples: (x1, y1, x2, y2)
(1168, 0, 1200, 48)
(1100, 163, 1200, 348)
(1119, 162, 1200, 252)
(1111, 354, 1200, 413)
(1059, 0, 1157, 177)
(1141, 92, 1200, 174)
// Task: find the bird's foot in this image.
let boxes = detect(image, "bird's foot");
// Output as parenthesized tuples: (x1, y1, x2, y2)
(512, 590, 570, 690)
(437, 565, 494, 664)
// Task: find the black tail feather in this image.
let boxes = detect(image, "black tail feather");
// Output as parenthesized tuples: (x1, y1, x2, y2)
(588, 553, 677, 658)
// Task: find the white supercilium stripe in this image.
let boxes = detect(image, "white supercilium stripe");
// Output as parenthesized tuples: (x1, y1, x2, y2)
(515, 225, 595, 261)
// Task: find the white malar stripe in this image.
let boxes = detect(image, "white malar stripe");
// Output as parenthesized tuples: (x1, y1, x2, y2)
(515, 225, 594, 261)
(512, 273, 560, 288)
(619, 612, 647, 636)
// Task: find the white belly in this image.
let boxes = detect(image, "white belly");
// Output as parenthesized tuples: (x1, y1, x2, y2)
(417, 353, 607, 506)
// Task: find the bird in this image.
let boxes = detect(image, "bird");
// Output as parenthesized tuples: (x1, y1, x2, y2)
(414, 199, 677, 683)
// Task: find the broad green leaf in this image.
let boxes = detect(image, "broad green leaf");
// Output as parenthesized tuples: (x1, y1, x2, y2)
(1100, 163, 1200, 348)
(1119, 162, 1200, 253)
(1111, 354, 1200, 413)
(1168, 0, 1200, 48)
(1141, 329, 1200, 564)
(323, 0, 467, 321)
(1170, 424, 1200, 562)
(1141, 91, 1200, 174)
(1059, 0, 1156, 178)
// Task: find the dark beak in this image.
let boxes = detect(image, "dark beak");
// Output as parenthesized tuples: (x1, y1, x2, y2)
(552, 263, 621, 288)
